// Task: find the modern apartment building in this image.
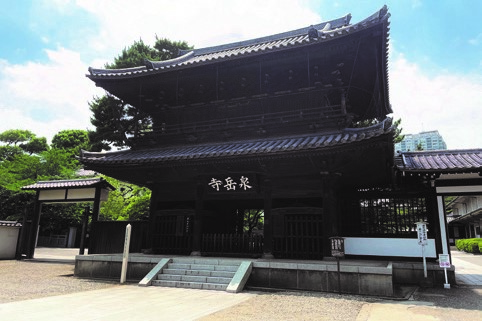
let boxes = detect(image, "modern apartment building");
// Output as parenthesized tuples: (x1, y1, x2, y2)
(395, 130, 447, 152)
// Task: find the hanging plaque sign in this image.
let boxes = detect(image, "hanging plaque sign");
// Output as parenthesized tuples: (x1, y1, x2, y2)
(206, 174, 258, 194)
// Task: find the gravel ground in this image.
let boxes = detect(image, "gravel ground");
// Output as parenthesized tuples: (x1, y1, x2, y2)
(0, 260, 118, 304)
(1, 260, 481, 320)
(199, 291, 370, 321)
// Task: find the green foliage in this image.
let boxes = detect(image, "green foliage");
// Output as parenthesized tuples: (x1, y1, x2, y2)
(89, 38, 192, 151)
(0, 129, 35, 145)
(456, 238, 482, 253)
(105, 39, 159, 69)
(0, 186, 35, 221)
(39, 203, 85, 234)
(153, 37, 192, 61)
(351, 118, 404, 144)
(51, 129, 90, 153)
(392, 118, 405, 144)
(0, 145, 24, 161)
(243, 209, 264, 234)
(20, 137, 49, 155)
(0, 148, 78, 190)
(99, 177, 151, 221)
(88, 95, 150, 151)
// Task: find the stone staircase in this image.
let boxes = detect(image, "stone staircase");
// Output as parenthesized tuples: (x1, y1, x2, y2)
(139, 258, 252, 293)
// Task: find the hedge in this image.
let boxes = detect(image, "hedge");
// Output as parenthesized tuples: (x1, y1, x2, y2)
(455, 238, 482, 253)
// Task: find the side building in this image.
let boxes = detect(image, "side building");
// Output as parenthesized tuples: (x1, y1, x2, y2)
(395, 130, 447, 153)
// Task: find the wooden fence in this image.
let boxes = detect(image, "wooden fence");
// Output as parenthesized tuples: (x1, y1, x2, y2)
(89, 221, 149, 254)
(201, 233, 263, 257)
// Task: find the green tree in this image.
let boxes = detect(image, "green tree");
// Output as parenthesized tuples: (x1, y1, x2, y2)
(392, 118, 405, 144)
(98, 177, 150, 221)
(0, 129, 35, 146)
(20, 137, 49, 155)
(88, 38, 192, 151)
(0, 145, 24, 161)
(88, 94, 144, 151)
(51, 129, 90, 153)
(352, 118, 404, 144)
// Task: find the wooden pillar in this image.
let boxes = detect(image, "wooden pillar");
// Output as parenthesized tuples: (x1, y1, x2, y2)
(15, 207, 28, 260)
(79, 206, 90, 255)
(147, 184, 160, 250)
(437, 195, 450, 255)
(262, 178, 274, 258)
(88, 187, 102, 255)
(26, 193, 42, 259)
(191, 182, 204, 256)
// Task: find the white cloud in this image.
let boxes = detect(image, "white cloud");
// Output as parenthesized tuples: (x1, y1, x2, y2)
(390, 54, 482, 149)
(2, 0, 481, 152)
(0, 47, 103, 143)
(76, 0, 321, 64)
(468, 33, 482, 46)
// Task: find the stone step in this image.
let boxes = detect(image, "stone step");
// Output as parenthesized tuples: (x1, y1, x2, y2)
(162, 268, 236, 278)
(152, 279, 228, 291)
(157, 274, 232, 284)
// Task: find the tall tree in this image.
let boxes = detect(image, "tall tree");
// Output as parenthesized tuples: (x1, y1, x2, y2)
(88, 38, 192, 151)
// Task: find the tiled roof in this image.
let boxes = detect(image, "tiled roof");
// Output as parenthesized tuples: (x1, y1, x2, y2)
(21, 178, 114, 190)
(88, 6, 389, 79)
(396, 149, 482, 173)
(0, 221, 22, 227)
(80, 118, 393, 166)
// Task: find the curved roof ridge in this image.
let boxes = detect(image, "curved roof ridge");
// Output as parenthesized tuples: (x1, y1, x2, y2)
(89, 65, 147, 76)
(146, 51, 195, 69)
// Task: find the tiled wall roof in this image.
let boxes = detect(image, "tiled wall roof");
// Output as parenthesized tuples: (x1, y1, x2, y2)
(21, 178, 113, 190)
(396, 149, 482, 173)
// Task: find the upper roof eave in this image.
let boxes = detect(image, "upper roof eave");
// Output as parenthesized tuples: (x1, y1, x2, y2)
(87, 6, 390, 79)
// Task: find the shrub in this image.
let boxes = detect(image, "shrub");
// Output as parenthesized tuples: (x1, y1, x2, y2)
(456, 238, 482, 253)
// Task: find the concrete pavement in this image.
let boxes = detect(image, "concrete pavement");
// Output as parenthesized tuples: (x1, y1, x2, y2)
(0, 285, 257, 321)
(451, 249, 482, 285)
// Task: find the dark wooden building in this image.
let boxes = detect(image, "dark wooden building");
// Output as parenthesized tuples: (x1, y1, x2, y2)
(81, 7, 400, 259)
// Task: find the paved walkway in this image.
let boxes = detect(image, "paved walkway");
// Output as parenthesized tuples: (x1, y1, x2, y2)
(3, 247, 479, 321)
(0, 285, 256, 321)
(450, 249, 482, 285)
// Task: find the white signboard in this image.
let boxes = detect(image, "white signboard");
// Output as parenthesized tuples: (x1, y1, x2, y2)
(416, 221, 428, 245)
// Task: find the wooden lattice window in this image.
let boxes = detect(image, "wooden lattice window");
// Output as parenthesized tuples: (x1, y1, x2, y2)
(359, 197, 428, 236)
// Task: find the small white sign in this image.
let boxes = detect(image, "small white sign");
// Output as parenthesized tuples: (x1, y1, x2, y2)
(439, 254, 451, 268)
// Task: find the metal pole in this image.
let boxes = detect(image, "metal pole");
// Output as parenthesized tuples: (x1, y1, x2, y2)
(422, 244, 427, 278)
(337, 257, 341, 294)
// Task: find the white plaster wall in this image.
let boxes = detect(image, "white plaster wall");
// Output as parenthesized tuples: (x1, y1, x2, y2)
(0, 226, 20, 259)
(344, 237, 436, 258)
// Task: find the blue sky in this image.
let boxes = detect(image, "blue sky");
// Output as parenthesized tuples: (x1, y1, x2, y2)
(0, 0, 481, 149)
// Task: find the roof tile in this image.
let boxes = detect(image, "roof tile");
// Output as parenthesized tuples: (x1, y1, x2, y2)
(80, 119, 393, 167)
(396, 150, 482, 173)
